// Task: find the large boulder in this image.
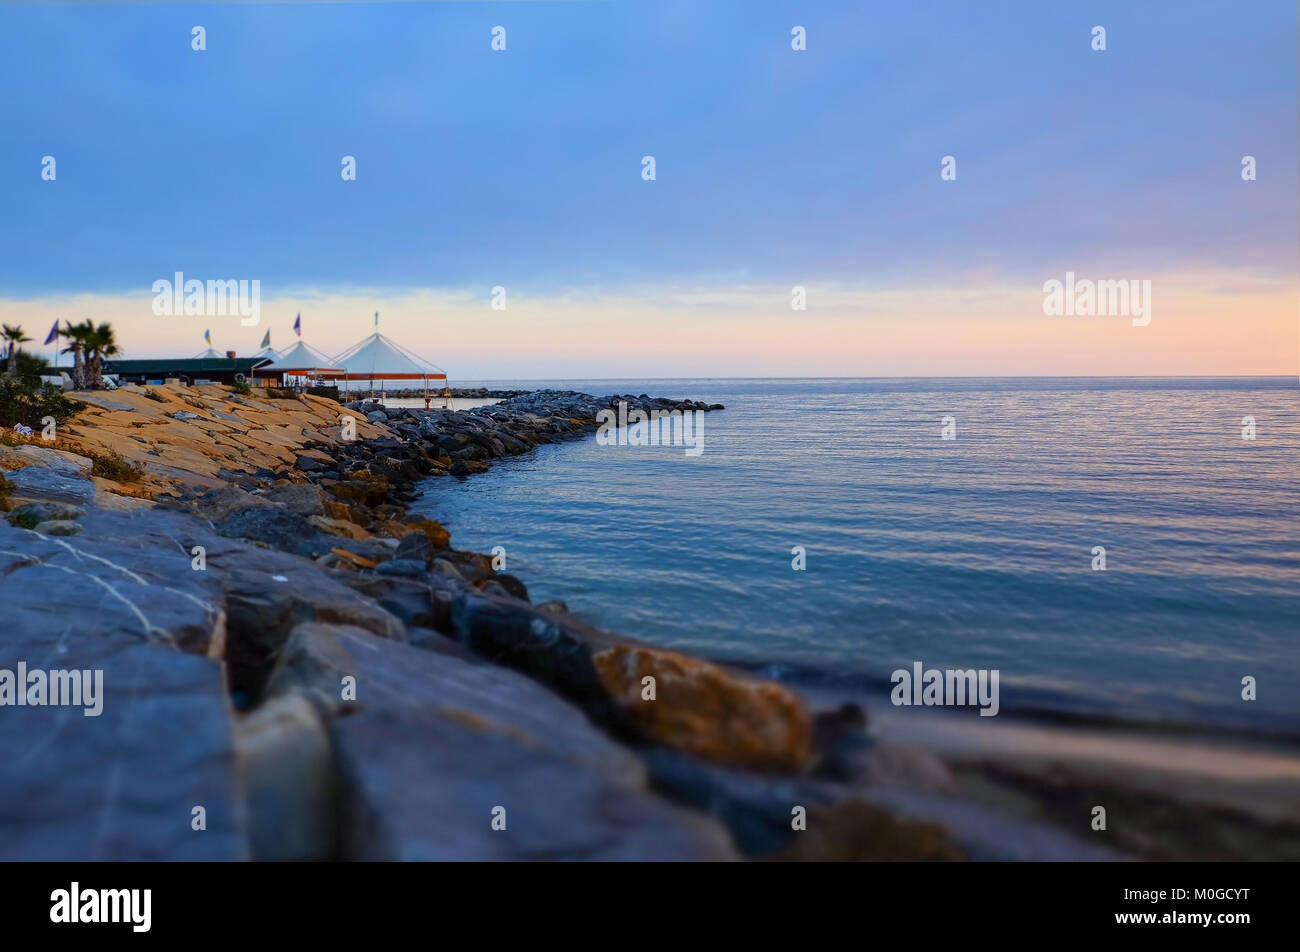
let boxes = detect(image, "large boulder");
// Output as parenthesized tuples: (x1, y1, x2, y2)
(234, 694, 336, 861)
(0, 508, 227, 654)
(3, 465, 97, 505)
(0, 639, 246, 860)
(214, 505, 337, 559)
(447, 591, 813, 772)
(0, 511, 245, 859)
(264, 622, 739, 860)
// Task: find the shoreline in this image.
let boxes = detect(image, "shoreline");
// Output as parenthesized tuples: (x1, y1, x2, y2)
(2, 382, 1296, 860)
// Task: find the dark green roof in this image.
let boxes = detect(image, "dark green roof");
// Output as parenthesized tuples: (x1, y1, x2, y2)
(103, 357, 271, 374)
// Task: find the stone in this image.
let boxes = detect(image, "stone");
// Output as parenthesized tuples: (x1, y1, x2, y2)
(491, 573, 529, 601)
(32, 519, 83, 536)
(264, 482, 326, 516)
(0, 507, 227, 655)
(591, 643, 812, 772)
(191, 486, 281, 523)
(447, 591, 813, 772)
(5, 501, 84, 524)
(375, 558, 427, 578)
(234, 694, 337, 861)
(264, 623, 739, 860)
(0, 444, 94, 476)
(0, 640, 246, 861)
(219, 558, 406, 706)
(3, 466, 96, 505)
(393, 531, 435, 565)
(0, 514, 244, 861)
(402, 516, 450, 550)
(215, 505, 335, 559)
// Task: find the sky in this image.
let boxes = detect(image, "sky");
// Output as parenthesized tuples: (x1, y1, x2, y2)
(0, 0, 1295, 378)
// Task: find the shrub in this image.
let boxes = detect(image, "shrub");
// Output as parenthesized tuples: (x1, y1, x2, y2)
(89, 450, 144, 482)
(7, 511, 39, 530)
(307, 386, 341, 403)
(0, 353, 84, 430)
(230, 379, 252, 395)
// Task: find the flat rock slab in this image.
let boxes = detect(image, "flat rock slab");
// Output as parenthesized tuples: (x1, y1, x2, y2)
(0, 506, 246, 859)
(0, 444, 93, 475)
(267, 623, 739, 860)
(0, 509, 225, 652)
(4, 466, 97, 505)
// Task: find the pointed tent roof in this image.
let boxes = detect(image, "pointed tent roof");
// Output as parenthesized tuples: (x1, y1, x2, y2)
(253, 345, 284, 362)
(259, 340, 342, 375)
(331, 331, 446, 381)
(192, 347, 223, 359)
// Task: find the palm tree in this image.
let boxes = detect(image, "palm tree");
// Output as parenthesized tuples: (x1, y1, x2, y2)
(60, 320, 93, 390)
(83, 322, 120, 389)
(1, 324, 32, 379)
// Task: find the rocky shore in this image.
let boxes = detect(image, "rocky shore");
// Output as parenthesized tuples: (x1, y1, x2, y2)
(3, 382, 1290, 861)
(0, 382, 950, 861)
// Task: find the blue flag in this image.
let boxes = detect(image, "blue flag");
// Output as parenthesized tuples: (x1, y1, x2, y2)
(260, 329, 271, 348)
(43, 320, 58, 346)
(204, 329, 211, 345)
(293, 313, 301, 336)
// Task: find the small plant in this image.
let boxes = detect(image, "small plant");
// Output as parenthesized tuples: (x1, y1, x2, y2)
(7, 510, 40, 530)
(0, 351, 84, 429)
(265, 387, 298, 400)
(230, 379, 252, 395)
(89, 450, 144, 482)
(143, 389, 168, 403)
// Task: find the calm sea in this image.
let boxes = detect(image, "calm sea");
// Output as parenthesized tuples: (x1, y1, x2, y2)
(409, 378, 1300, 736)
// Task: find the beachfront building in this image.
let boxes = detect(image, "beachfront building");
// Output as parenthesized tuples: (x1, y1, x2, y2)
(102, 355, 272, 386)
(331, 327, 449, 405)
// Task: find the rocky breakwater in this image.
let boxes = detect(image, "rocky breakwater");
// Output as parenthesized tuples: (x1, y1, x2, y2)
(0, 383, 987, 861)
(348, 389, 725, 478)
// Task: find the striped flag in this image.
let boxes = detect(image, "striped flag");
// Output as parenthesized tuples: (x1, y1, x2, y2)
(260, 329, 271, 348)
(204, 329, 211, 345)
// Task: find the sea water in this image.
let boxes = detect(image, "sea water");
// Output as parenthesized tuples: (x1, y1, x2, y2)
(410, 377, 1300, 735)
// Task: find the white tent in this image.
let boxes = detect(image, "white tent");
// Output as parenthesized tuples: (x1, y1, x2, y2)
(258, 340, 343, 376)
(192, 347, 223, 359)
(331, 330, 447, 395)
(253, 345, 283, 362)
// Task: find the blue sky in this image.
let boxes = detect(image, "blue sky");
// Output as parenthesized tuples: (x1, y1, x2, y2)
(0, 1, 1295, 376)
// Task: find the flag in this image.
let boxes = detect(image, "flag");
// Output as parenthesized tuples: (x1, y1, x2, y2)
(260, 330, 271, 348)
(374, 311, 379, 328)
(43, 320, 58, 346)
(204, 329, 211, 345)
(293, 313, 301, 336)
